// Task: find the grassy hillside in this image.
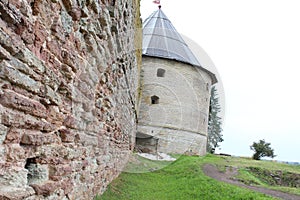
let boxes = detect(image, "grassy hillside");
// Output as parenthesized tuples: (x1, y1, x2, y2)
(96, 154, 300, 200)
(213, 155, 300, 196)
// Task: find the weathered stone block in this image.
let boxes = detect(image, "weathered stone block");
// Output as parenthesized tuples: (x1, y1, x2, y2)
(59, 128, 75, 143)
(31, 181, 60, 196)
(46, 39, 62, 61)
(60, 64, 75, 81)
(0, 165, 28, 187)
(0, 1, 21, 25)
(15, 48, 45, 74)
(74, 132, 98, 147)
(19, 0, 33, 18)
(0, 89, 48, 118)
(45, 85, 62, 106)
(60, 178, 73, 195)
(7, 58, 42, 81)
(16, 19, 35, 45)
(69, 7, 81, 21)
(45, 106, 64, 126)
(5, 144, 27, 162)
(0, 21, 23, 55)
(0, 61, 42, 94)
(63, 114, 89, 130)
(49, 164, 72, 177)
(43, 66, 61, 91)
(0, 104, 55, 132)
(34, 21, 48, 47)
(60, 49, 78, 72)
(61, 0, 76, 12)
(21, 131, 58, 146)
(51, 17, 65, 42)
(0, 45, 10, 60)
(63, 145, 86, 160)
(0, 186, 35, 200)
(4, 128, 23, 143)
(35, 156, 65, 166)
(63, 115, 76, 129)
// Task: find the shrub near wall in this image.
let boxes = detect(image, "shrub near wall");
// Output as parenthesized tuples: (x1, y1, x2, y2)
(0, 0, 140, 199)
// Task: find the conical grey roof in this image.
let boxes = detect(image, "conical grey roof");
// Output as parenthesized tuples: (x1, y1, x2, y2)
(142, 8, 217, 84)
(143, 8, 200, 66)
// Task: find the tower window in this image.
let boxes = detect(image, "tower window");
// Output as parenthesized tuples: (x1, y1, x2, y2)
(157, 68, 166, 77)
(151, 95, 159, 104)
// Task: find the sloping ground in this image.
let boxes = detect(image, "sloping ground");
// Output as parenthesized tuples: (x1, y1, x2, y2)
(203, 164, 300, 200)
(97, 154, 300, 200)
(97, 155, 280, 200)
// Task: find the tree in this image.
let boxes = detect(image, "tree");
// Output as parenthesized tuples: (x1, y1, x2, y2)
(207, 86, 223, 153)
(250, 139, 276, 160)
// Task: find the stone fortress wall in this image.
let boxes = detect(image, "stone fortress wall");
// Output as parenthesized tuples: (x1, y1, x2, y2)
(137, 57, 212, 155)
(0, 0, 140, 199)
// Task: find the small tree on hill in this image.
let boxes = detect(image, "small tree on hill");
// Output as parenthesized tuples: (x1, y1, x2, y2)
(250, 139, 276, 160)
(207, 86, 223, 153)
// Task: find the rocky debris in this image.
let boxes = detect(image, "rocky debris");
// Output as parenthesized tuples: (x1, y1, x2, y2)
(247, 167, 300, 188)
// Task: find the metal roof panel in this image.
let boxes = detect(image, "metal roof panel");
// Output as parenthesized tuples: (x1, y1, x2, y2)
(142, 8, 201, 66)
(142, 8, 218, 84)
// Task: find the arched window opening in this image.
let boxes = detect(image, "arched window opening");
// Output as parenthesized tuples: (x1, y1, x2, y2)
(151, 95, 159, 104)
(157, 68, 166, 77)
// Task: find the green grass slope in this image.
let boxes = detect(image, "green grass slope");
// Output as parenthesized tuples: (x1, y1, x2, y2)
(95, 154, 300, 200)
(212, 155, 300, 196)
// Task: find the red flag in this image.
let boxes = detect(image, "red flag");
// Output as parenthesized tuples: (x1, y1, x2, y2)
(153, 0, 160, 4)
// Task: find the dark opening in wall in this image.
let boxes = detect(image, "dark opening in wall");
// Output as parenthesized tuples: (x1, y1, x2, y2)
(25, 157, 37, 183)
(157, 68, 166, 77)
(151, 95, 159, 104)
(25, 157, 37, 169)
(25, 157, 48, 185)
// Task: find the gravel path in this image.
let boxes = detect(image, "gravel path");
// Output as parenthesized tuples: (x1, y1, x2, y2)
(203, 164, 300, 200)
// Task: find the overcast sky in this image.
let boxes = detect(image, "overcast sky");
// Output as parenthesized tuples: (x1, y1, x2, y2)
(141, 0, 300, 162)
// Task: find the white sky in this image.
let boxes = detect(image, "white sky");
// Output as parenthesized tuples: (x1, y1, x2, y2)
(141, 0, 300, 162)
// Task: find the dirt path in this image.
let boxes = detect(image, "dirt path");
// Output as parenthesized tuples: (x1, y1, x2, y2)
(203, 164, 300, 200)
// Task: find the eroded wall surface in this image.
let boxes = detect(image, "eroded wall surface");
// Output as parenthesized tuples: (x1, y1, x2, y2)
(0, 0, 140, 199)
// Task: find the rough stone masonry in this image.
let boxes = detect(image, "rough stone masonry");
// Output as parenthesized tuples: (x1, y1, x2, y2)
(0, 0, 141, 199)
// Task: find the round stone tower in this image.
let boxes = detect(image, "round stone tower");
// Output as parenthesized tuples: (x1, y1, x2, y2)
(137, 7, 217, 155)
